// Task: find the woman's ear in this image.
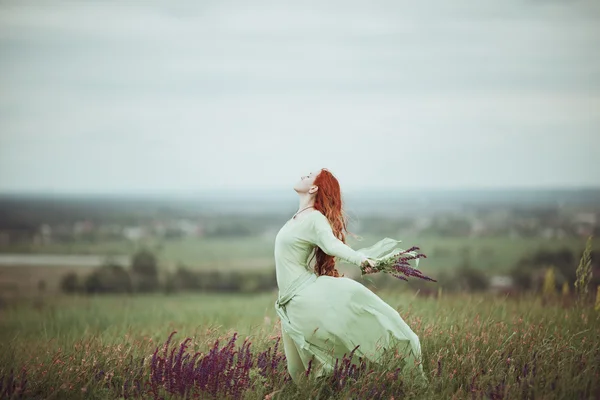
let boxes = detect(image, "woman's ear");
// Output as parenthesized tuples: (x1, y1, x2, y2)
(309, 185, 319, 195)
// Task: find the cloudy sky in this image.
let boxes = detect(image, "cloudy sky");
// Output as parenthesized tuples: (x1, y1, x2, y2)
(0, 0, 599, 194)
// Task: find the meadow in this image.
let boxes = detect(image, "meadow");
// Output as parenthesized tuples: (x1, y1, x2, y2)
(6, 236, 599, 272)
(1, 211, 599, 399)
(1, 290, 598, 399)
(3, 235, 599, 295)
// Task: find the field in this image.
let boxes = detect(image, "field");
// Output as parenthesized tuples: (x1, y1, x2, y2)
(1, 291, 598, 399)
(1, 227, 598, 398)
(6, 235, 599, 270)
(2, 235, 598, 295)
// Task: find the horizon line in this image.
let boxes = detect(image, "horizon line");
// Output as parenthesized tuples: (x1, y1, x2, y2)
(1, 185, 600, 198)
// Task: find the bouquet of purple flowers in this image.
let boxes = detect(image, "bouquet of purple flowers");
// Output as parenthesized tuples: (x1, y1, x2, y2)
(360, 246, 436, 282)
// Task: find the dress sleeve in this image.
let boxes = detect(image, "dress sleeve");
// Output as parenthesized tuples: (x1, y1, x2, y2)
(309, 212, 365, 267)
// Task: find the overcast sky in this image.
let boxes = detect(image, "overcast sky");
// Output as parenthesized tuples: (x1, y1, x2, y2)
(1, 0, 599, 194)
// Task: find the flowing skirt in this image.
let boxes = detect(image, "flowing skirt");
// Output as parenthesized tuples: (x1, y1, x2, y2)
(278, 274, 424, 383)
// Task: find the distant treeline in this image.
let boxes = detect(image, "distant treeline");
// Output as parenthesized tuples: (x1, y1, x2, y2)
(351, 245, 599, 297)
(59, 245, 598, 297)
(0, 199, 286, 238)
(60, 249, 277, 295)
(2, 193, 600, 241)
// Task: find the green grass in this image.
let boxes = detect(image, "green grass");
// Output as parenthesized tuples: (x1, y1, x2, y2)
(1, 292, 598, 399)
(4, 235, 599, 273)
(2, 235, 597, 297)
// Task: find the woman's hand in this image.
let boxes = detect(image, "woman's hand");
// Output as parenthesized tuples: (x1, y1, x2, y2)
(361, 257, 377, 274)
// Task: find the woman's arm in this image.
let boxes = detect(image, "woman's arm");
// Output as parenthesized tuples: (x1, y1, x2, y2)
(310, 212, 367, 267)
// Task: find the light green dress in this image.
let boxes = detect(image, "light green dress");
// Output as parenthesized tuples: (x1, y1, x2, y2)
(274, 211, 424, 383)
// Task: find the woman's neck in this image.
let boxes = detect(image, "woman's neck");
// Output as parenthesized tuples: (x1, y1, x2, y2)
(297, 193, 315, 213)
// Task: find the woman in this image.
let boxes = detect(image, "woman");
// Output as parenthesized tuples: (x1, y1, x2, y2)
(274, 168, 425, 384)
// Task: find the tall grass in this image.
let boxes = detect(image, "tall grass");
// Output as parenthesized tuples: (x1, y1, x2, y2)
(0, 291, 598, 399)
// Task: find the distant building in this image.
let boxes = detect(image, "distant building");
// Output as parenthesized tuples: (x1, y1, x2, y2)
(540, 228, 567, 239)
(177, 219, 198, 236)
(73, 220, 94, 236)
(97, 224, 123, 239)
(39, 224, 52, 244)
(123, 226, 145, 242)
(573, 212, 597, 238)
(574, 212, 597, 225)
(470, 219, 487, 237)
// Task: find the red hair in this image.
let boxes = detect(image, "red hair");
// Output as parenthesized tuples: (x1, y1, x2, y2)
(309, 168, 355, 278)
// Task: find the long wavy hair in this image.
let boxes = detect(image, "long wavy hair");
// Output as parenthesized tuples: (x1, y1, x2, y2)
(309, 168, 356, 278)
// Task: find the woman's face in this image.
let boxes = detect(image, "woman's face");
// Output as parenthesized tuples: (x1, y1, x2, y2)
(293, 170, 320, 194)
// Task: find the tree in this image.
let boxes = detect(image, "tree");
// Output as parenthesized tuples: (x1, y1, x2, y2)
(171, 265, 200, 291)
(60, 272, 80, 293)
(130, 249, 159, 292)
(455, 253, 489, 292)
(131, 249, 158, 276)
(84, 263, 132, 294)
